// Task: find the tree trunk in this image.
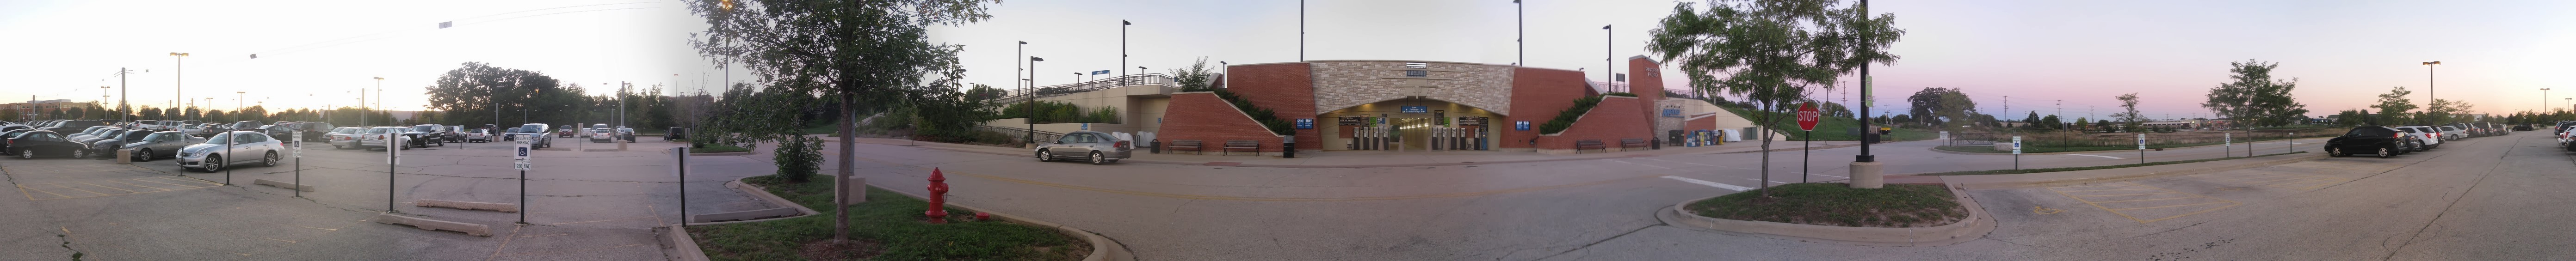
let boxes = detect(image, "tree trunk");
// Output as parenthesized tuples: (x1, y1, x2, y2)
(1758, 101, 1774, 197)
(835, 91, 856, 243)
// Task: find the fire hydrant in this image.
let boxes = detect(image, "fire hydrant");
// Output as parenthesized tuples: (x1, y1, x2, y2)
(926, 168, 950, 224)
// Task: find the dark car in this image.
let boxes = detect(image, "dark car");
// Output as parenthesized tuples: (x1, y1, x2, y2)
(0, 128, 37, 155)
(71, 127, 129, 146)
(501, 127, 522, 141)
(7, 130, 92, 159)
(2326, 126, 2410, 158)
(232, 121, 266, 131)
(556, 125, 575, 138)
(66, 126, 117, 141)
(404, 124, 446, 147)
(39, 120, 107, 133)
(90, 129, 157, 159)
(124, 131, 201, 162)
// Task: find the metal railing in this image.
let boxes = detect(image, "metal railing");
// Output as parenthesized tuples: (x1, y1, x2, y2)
(999, 73, 1178, 103)
(976, 125, 1063, 144)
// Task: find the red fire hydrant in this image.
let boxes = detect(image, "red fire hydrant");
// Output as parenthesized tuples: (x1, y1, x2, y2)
(926, 168, 950, 224)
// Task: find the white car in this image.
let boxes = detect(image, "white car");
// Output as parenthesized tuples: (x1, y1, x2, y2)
(2436, 126, 2466, 140)
(2397, 126, 2441, 150)
(178, 131, 288, 172)
(465, 128, 492, 142)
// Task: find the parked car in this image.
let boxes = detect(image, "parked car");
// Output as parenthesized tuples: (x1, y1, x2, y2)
(359, 127, 407, 150)
(178, 131, 288, 172)
(2326, 126, 2410, 158)
(2396, 126, 2442, 150)
(557, 125, 575, 138)
(66, 126, 116, 141)
(438, 126, 468, 142)
(89, 129, 158, 159)
(465, 128, 492, 143)
(501, 127, 522, 141)
(229, 121, 265, 131)
(124, 131, 202, 162)
(2434, 125, 2465, 140)
(6, 130, 92, 159)
(71, 127, 128, 146)
(404, 125, 446, 147)
(1032, 131, 1132, 165)
(289, 121, 338, 142)
(618, 127, 636, 142)
(0, 128, 39, 156)
(519, 123, 555, 148)
(39, 120, 107, 132)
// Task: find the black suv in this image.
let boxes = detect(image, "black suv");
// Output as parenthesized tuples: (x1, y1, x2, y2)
(2327, 126, 2413, 158)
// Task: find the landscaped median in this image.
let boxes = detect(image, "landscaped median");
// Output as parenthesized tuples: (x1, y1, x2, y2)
(1931, 151, 2322, 189)
(1657, 183, 1995, 246)
(670, 175, 1122, 261)
(687, 143, 755, 156)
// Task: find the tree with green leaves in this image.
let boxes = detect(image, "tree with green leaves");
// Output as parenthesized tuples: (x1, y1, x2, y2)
(2201, 60, 2307, 128)
(1906, 87, 1975, 127)
(2373, 87, 2417, 125)
(2421, 99, 2473, 125)
(1650, 0, 1900, 194)
(1168, 57, 1216, 91)
(685, 0, 999, 243)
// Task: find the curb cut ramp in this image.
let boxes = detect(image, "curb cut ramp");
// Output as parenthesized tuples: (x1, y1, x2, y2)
(372, 213, 492, 237)
(415, 199, 520, 212)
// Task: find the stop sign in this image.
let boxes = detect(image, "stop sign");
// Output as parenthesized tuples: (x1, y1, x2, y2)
(1796, 102, 1821, 131)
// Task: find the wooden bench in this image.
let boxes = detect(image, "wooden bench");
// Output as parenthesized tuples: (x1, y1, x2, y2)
(1575, 140, 1606, 153)
(1222, 140, 1261, 156)
(1620, 138, 1649, 149)
(1169, 140, 1204, 154)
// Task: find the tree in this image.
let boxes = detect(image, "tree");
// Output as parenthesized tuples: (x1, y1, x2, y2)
(2372, 87, 2417, 125)
(963, 83, 1007, 102)
(2202, 60, 2308, 128)
(425, 62, 573, 128)
(1168, 56, 1216, 91)
(685, 0, 999, 243)
(1651, 0, 1901, 194)
(2335, 109, 2367, 126)
(2041, 115, 2063, 130)
(2422, 99, 2473, 125)
(2110, 93, 2146, 122)
(1906, 87, 1976, 127)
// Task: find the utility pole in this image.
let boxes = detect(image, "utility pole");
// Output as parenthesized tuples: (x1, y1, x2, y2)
(1298, 0, 1304, 61)
(171, 53, 188, 122)
(1514, 0, 1523, 66)
(1122, 20, 1131, 79)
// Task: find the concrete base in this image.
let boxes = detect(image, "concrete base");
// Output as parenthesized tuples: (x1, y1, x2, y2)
(1849, 161, 1884, 188)
(252, 179, 316, 192)
(116, 150, 132, 164)
(840, 177, 868, 205)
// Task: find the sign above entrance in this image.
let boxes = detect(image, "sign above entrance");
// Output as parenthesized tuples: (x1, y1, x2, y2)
(1401, 106, 1429, 113)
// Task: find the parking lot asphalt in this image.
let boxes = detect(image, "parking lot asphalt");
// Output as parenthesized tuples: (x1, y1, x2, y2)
(0, 139, 775, 261)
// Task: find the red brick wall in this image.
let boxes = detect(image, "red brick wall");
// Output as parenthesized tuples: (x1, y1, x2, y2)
(1629, 57, 1666, 125)
(1537, 96, 1655, 150)
(1157, 92, 1285, 152)
(1505, 67, 1591, 148)
(1224, 63, 1320, 150)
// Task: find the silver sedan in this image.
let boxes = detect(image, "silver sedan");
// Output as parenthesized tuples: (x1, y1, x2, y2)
(1033, 131, 1132, 165)
(178, 131, 288, 172)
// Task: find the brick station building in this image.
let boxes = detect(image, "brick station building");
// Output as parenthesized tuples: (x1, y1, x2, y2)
(991, 56, 1768, 156)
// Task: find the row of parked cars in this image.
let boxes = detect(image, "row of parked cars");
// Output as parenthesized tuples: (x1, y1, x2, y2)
(2323, 122, 2511, 158)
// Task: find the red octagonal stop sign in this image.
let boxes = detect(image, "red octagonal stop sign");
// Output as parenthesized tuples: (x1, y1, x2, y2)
(1796, 102, 1821, 131)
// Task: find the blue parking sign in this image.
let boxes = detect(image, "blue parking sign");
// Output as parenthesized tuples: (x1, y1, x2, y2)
(1514, 121, 1531, 131)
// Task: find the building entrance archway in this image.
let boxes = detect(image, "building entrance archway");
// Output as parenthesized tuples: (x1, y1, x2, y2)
(1320, 98, 1500, 152)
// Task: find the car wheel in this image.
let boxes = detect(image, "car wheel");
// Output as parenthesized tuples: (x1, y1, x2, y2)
(1090, 152, 1106, 165)
(203, 155, 224, 172)
(2377, 147, 2391, 158)
(2326, 147, 2341, 157)
(334, 145, 346, 149)
(134, 149, 152, 162)
(71, 149, 88, 159)
(19, 150, 31, 159)
(1037, 150, 1054, 162)
(263, 151, 279, 167)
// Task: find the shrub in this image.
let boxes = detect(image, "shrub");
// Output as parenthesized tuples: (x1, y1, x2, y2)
(1539, 96, 1606, 134)
(1211, 89, 1294, 135)
(771, 135, 824, 182)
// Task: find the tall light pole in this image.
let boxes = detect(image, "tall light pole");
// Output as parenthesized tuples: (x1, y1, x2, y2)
(1513, 0, 1523, 66)
(1122, 20, 1132, 79)
(1017, 41, 1026, 97)
(236, 91, 246, 121)
(171, 53, 188, 121)
(1298, 0, 1304, 61)
(2543, 88, 2552, 114)
(1603, 24, 1612, 93)
(1028, 56, 1044, 144)
(1218, 61, 1228, 89)
(1853, 0, 1879, 187)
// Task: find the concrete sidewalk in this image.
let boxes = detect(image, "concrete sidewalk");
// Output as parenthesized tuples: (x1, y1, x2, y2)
(820, 136, 1870, 168)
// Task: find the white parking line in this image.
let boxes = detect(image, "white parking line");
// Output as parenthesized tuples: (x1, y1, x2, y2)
(1660, 176, 1754, 191)
(1745, 178, 1791, 184)
(2066, 153, 2125, 159)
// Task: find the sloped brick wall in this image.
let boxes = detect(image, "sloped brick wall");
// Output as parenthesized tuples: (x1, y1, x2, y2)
(1155, 92, 1285, 153)
(1224, 63, 1319, 151)
(1504, 67, 1590, 149)
(1536, 96, 1655, 152)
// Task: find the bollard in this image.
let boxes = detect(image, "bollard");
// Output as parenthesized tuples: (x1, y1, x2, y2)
(116, 150, 132, 164)
(926, 168, 949, 224)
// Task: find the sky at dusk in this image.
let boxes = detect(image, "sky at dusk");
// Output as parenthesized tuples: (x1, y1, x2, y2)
(7, 0, 2575, 121)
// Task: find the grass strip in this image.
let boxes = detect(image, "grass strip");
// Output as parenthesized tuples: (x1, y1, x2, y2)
(690, 143, 752, 153)
(1932, 136, 2318, 154)
(1915, 151, 2308, 176)
(688, 175, 1086, 261)
(1685, 183, 1965, 228)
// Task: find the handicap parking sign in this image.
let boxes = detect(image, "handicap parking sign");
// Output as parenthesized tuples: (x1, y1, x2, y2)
(1514, 121, 1531, 131)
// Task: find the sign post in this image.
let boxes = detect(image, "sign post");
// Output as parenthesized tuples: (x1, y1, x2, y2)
(2224, 133, 2232, 157)
(292, 130, 303, 198)
(2137, 133, 2148, 164)
(516, 135, 532, 224)
(671, 146, 688, 226)
(388, 134, 400, 212)
(2012, 136, 2023, 170)
(1797, 103, 1819, 183)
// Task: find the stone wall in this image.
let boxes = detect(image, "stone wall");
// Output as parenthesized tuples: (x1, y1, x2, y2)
(1307, 61, 1513, 115)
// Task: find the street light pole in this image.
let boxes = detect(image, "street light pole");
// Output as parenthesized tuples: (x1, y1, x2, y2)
(1514, 0, 1523, 66)
(1123, 20, 1131, 79)
(171, 53, 188, 122)
(2544, 88, 2552, 115)
(2422, 61, 2440, 105)
(1603, 24, 1612, 93)
(1028, 56, 1044, 144)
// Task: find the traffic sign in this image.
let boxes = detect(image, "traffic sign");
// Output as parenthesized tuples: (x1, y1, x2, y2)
(2011, 136, 2022, 154)
(514, 137, 532, 170)
(291, 131, 303, 158)
(1795, 102, 1821, 131)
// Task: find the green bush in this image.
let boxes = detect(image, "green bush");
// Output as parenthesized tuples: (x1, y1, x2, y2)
(771, 135, 823, 182)
(1212, 89, 1294, 135)
(1539, 96, 1606, 134)
(1085, 106, 1121, 124)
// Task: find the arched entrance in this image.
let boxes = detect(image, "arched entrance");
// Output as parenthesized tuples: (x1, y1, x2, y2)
(1318, 98, 1502, 151)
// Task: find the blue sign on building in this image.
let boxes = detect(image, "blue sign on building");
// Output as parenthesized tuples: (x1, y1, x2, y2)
(1663, 108, 1683, 117)
(1091, 70, 1111, 75)
(1401, 106, 1429, 113)
(1294, 118, 1315, 129)
(1514, 121, 1532, 131)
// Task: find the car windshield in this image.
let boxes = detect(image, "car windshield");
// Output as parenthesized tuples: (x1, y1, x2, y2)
(119, 132, 151, 140)
(144, 132, 180, 141)
(366, 127, 390, 134)
(204, 132, 231, 144)
(471, 129, 488, 134)
(413, 126, 435, 132)
(523, 124, 547, 131)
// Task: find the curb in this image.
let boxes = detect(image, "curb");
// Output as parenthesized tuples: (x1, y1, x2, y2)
(660, 176, 1131, 261)
(1706, 143, 1864, 155)
(879, 187, 1134, 261)
(1921, 138, 2322, 156)
(1935, 152, 2326, 189)
(688, 151, 756, 157)
(1657, 183, 1995, 247)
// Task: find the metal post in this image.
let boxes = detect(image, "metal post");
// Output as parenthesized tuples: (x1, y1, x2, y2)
(1802, 130, 1810, 182)
(223, 132, 233, 185)
(389, 135, 398, 212)
(1856, 0, 1873, 164)
(676, 146, 688, 226)
(294, 131, 303, 198)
